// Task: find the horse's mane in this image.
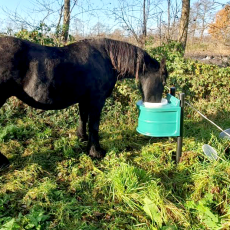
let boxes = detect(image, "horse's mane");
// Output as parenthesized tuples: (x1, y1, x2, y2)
(103, 38, 155, 79)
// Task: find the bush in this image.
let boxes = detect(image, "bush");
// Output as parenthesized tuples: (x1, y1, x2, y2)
(148, 41, 230, 104)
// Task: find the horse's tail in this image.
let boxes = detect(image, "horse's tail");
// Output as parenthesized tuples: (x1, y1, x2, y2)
(104, 39, 146, 80)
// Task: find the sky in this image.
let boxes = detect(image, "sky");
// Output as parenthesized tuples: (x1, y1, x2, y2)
(0, 0, 228, 35)
(0, 0, 116, 34)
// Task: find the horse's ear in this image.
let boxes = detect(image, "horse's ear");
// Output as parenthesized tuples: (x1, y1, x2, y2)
(160, 57, 167, 85)
(160, 57, 166, 74)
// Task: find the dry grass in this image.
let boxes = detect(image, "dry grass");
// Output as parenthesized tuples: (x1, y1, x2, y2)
(186, 39, 230, 56)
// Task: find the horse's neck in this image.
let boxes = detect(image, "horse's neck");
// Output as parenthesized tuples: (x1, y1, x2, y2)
(105, 40, 142, 80)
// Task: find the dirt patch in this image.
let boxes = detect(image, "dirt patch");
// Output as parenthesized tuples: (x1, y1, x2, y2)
(185, 54, 230, 67)
(185, 41, 230, 67)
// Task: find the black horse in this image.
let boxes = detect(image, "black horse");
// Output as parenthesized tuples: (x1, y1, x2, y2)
(0, 36, 167, 166)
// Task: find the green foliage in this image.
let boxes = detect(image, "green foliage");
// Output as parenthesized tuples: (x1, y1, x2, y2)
(146, 41, 184, 67)
(14, 23, 67, 47)
(0, 218, 20, 230)
(143, 197, 164, 228)
(186, 194, 221, 229)
(0, 124, 35, 142)
(24, 209, 50, 230)
(148, 41, 230, 110)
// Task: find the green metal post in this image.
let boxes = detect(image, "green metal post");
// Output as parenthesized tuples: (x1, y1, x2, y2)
(176, 93, 185, 163)
(170, 87, 176, 96)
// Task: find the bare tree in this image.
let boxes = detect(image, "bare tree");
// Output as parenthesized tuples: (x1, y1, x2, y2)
(62, 0, 71, 42)
(110, 0, 141, 44)
(152, 1, 180, 44)
(190, 0, 216, 41)
(110, 0, 162, 46)
(141, 0, 151, 46)
(189, 1, 200, 41)
(142, 0, 147, 38)
(171, 1, 181, 40)
(1, 0, 63, 30)
(199, 0, 212, 40)
(167, 0, 171, 40)
(91, 22, 109, 37)
(1, 0, 78, 42)
(61, 0, 79, 42)
(178, 0, 190, 51)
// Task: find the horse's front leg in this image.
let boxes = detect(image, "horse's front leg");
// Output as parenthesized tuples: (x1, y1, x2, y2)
(0, 97, 10, 168)
(0, 153, 10, 169)
(87, 100, 106, 159)
(77, 102, 89, 141)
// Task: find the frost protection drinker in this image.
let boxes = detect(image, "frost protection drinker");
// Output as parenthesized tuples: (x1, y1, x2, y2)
(136, 94, 181, 137)
(136, 87, 185, 163)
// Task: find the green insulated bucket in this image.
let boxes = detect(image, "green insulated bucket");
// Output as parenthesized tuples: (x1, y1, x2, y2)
(136, 94, 181, 137)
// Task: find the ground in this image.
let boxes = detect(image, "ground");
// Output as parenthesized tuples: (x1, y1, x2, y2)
(185, 54, 230, 67)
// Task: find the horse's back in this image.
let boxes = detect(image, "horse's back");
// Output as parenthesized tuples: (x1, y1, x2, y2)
(0, 36, 116, 109)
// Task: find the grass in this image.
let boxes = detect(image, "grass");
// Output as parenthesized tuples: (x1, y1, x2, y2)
(185, 40, 230, 56)
(0, 70, 230, 228)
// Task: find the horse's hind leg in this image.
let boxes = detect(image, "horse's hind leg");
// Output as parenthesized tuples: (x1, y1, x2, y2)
(87, 100, 106, 159)
(77, 102, 89, 141)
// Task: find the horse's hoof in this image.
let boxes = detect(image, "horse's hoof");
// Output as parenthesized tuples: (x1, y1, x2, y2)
(0, 153, 10, 170)
(76, 131, 88, 142)
(88, 146, 106, 159)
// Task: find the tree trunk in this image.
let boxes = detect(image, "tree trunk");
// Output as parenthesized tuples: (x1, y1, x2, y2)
(143, 0, 147, 37)
(141, 0, 147, 47)
(167, 0, 171, 41)
(62, 0, 70, 43)
(178, 0, 190, 52)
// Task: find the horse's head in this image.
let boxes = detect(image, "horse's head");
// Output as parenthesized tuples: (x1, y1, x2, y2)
(139, 57, 168, 103)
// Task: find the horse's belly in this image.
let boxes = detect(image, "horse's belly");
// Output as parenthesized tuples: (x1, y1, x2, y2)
(22, 76, 83, 108)
(16, 90, 80, 110)
(19, 80, 81, 110)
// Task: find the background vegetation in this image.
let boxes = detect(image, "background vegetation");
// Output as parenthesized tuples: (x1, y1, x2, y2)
(1, 0, 230, 50)
(0, 32, 230, 229)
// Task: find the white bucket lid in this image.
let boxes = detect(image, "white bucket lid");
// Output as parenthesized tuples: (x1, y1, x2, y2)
(143, 98, 168, 108)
